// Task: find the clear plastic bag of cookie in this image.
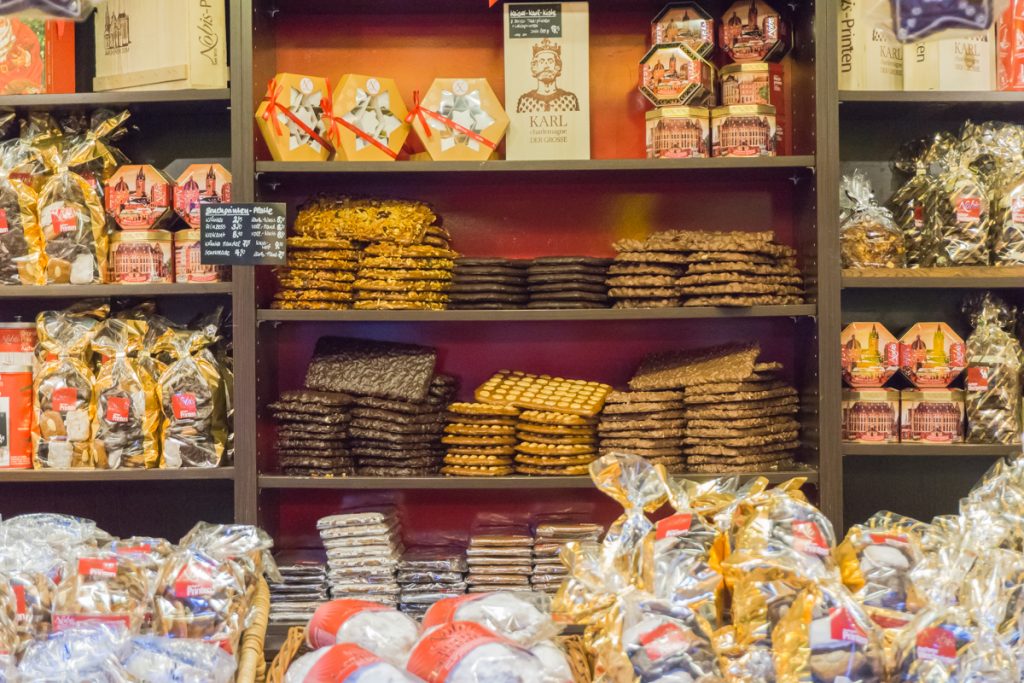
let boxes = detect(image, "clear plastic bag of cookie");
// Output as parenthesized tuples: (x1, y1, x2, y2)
(839, 171, 905, 269)
(994, 163, 1024, 266)
(16, 622, 132, 682)
(91, 318, 161, 470)
(123, 635, 238, 683)
(62, 109, 131, 190)
(933, 151, 994, 267)
(155, 326, 228, 469)
(890, 158, 941, 269)
(179, 521, 280, 585)
(963, 293, 1023, 444)
(51, 549, 149, 635)
(33, 303, 108, 469)
(0, 139, 45, 285)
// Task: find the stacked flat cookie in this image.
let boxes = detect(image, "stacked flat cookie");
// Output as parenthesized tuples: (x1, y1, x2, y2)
(597, 390, 687, 472)
(318, 510, 403, 605)
(270, 390, 354, 477)
(514, 410, 599, 476)
(441, 402, 521, 477)
(350, 376, 455, 476)
(353, 243, 457, 310)
(272, 237, 360, 310)
(527, 257, 612, 309)
(449, 258, 530, 310)
(466, 532, 534, 593)
(269, 551, 328, 625)
(397, 547, 468, 619)
(530, 523, 602, 595)
(609, 230, 805, 308)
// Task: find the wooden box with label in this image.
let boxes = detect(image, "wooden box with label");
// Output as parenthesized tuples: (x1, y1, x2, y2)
(904, 28, 996, 91)
(93, 0, 228, 92)
(503, 2, 590, 160)
(837, 0, 903, 91)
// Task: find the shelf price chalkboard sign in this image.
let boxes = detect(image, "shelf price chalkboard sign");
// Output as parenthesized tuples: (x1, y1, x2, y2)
(200, 203, 288, 265)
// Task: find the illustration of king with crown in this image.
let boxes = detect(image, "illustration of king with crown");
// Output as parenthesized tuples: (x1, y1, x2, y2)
(515, 37, 580, 114)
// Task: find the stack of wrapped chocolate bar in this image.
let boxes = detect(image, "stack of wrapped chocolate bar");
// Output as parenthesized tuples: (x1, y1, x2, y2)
(441, 402, 521, 477)
(527, 256, 612, 310)
(530, 522, 602, 595)
(269, 550, 328, 625)
(319, 510, 403, 605)
(304, 337, 452, 476)
(630, 343, 801, 473)
(271, 237, 360, 310)
(466, 530, 534, 593)
(397, 547, 468, 619)
(270, 390, 354, 477)
(354, 243, 458, 311)
(596, 389, 687, 473)
(608, 230, 805, 308)
(449, 258, 530, 310)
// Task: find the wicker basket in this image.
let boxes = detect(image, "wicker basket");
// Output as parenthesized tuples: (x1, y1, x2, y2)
(235, 577, 271, 683)
(263, 626, 594, 683)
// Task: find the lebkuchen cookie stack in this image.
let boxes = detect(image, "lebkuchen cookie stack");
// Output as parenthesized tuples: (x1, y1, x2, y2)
(596, 389, 687, 473)
(441, 402, 522, 477)
(629, 343, 801, 473)
(608, 230, 805, 308)
(269, 390, 354, 477)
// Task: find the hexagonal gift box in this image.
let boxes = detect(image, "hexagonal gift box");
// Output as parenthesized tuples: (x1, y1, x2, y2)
(639, 43, 715, 107)
(841, 323, 899, 388)
(173, 163, 232, 229)
(104, 165, 172, 230)
(328, 74, 410, 162)
(408, 78, 509, 162)
(899, 323, 967, 388)
(651, 2, 715, 59)
(719, 0, 791, 63)
(255, 73, 333, 162)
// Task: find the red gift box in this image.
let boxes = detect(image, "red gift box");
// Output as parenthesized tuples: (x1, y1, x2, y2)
(0, 17, 74, 95)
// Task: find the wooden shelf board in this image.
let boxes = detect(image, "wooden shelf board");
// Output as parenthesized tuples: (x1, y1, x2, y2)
(257, 305, 816, 323)
(0, 467, 235, 483)
(259, 469, 819, 490)
(843, 267, 1024, 289)
(842, 444, 1018, 457)
(255, 156, 816, 175)
(0, 89, 231, 110)
(840, 91, 1024, 104)
(0, 283, 234, 299)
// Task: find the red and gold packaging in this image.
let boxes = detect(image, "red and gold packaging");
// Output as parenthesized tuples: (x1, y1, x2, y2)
(255, 73, 334, 163)
(326, 74, 411, 162)
(407, 78, 509, 162)
(898, 323, 967, 388)
(645, 106, 710, 159)
(173, 163, 232, 229)
(640, 43, 715, 107)
(900, 388, 965, 444)
(711, 104, 777, 157)
(650, 3, 715, 58)
(109, 230, 173, 285)
(104, 165, 173, 230)
(174, 229, 229, 284)
(720, 62, 791, 155)
(841, 322, 899, 388)
(719, 0, 791, 63)
(841, 388, 900, 443)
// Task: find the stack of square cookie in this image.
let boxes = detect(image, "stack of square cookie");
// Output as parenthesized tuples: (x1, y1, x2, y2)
(466, 532, 534, 593)
(449, 258, 530, 310)
(271, 237, 360, 310)
(350, 375, 455, 476)
(318, 510, 403, 605)
(441, 402, 521, 477)
(269, 551, 328, 625)
(514, 410, 600, 476)
(270, 390, 354, 477)
(596, 390, 687, 472)
(530, 523, 602, 595)
(606, 242, 688, 308)
(527, 257, 612, 310)
(353, 243, 458, 311)
(397, 547, 468, 619)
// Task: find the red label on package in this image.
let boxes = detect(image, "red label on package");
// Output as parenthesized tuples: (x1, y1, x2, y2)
(50, 206, 78, 234)
(830, 608, 869, 645)
(52, 387, 78, 412)
(173, 562, 215, 598)
(639, 622, 690, 661)
(913, 202, 925, 229)
(105, 396, 131, 423)
(305, 643, 381, 682)
(792, 520, 830, 556)
(421, 594, 481, 632)
(949, 343, 967, 367)
(0, 209, 9, 234)
(78, 557, 118, 578)
(52, 613, 131, 633)
(967, 366, 990, 392)
(408, 621, 510, 682)
(308, 600, 389, 649)
(116, 544, 151, 555)
(656, 514, 693, 540)
(868, 533, 909, 548)
(172, 392, 198, 419)
(916, 626, 958, 665)
(12, 585, 25, 618)
(871, 611, 912, 630)
(1013, 197, 1024, 225)
(956, 196, 982, 223)
(885, 342, 900, 367)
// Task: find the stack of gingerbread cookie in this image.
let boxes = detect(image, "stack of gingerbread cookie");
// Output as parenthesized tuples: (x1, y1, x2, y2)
(270, 390, 354, 477)
(441, 402, 521, 477)
(629, 343, 801, 473)
(514, 410, 600, 476)
(527, 257, 612, 310)
(271, 237, 360, 310)
(449, 258, 530, 310)
(596, 390, 687, 472)
(353, 243, 458, 311)
(606, 245, 688, 308)
(530, 522, 602, 595)
(465, 531, 534, 593)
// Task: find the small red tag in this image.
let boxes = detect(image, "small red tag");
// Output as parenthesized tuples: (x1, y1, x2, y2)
(639, 622, 690, 661)
(956, 196, 982, 223)
(1012, 196, 1024, 226)
(172, 392, 198, 420)
(52, 387, 78, 412)
(173, 562, 215, 598)
(792, 520, 830, 556)
(917, 626, 958, 665)
(12, 585, 25, 618)
(949, 343, 967, 368)
(105, 396, 131, 423)
(829, 607, 869, 645)
(50, 206, 78, 234)
(967, 366, 990, 392)
(656, 514, 693, 540)
(0, 209, 10, 234)
(78, 557, 118, 579)
(913, 202, 924, 229)
(868, 532, 909, 547)
(116, 544, 152, 555)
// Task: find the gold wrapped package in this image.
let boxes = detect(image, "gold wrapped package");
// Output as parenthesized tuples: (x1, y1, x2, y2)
(407, 78, 509, 162)
(0, 140, 44, 285)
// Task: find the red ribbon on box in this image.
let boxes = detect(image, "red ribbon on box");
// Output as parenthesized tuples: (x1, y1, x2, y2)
(405, 92, 497, 151)
(328, 115, 400, 159)
(260, 78, 335, 155)
(320, 79, 342, 147)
